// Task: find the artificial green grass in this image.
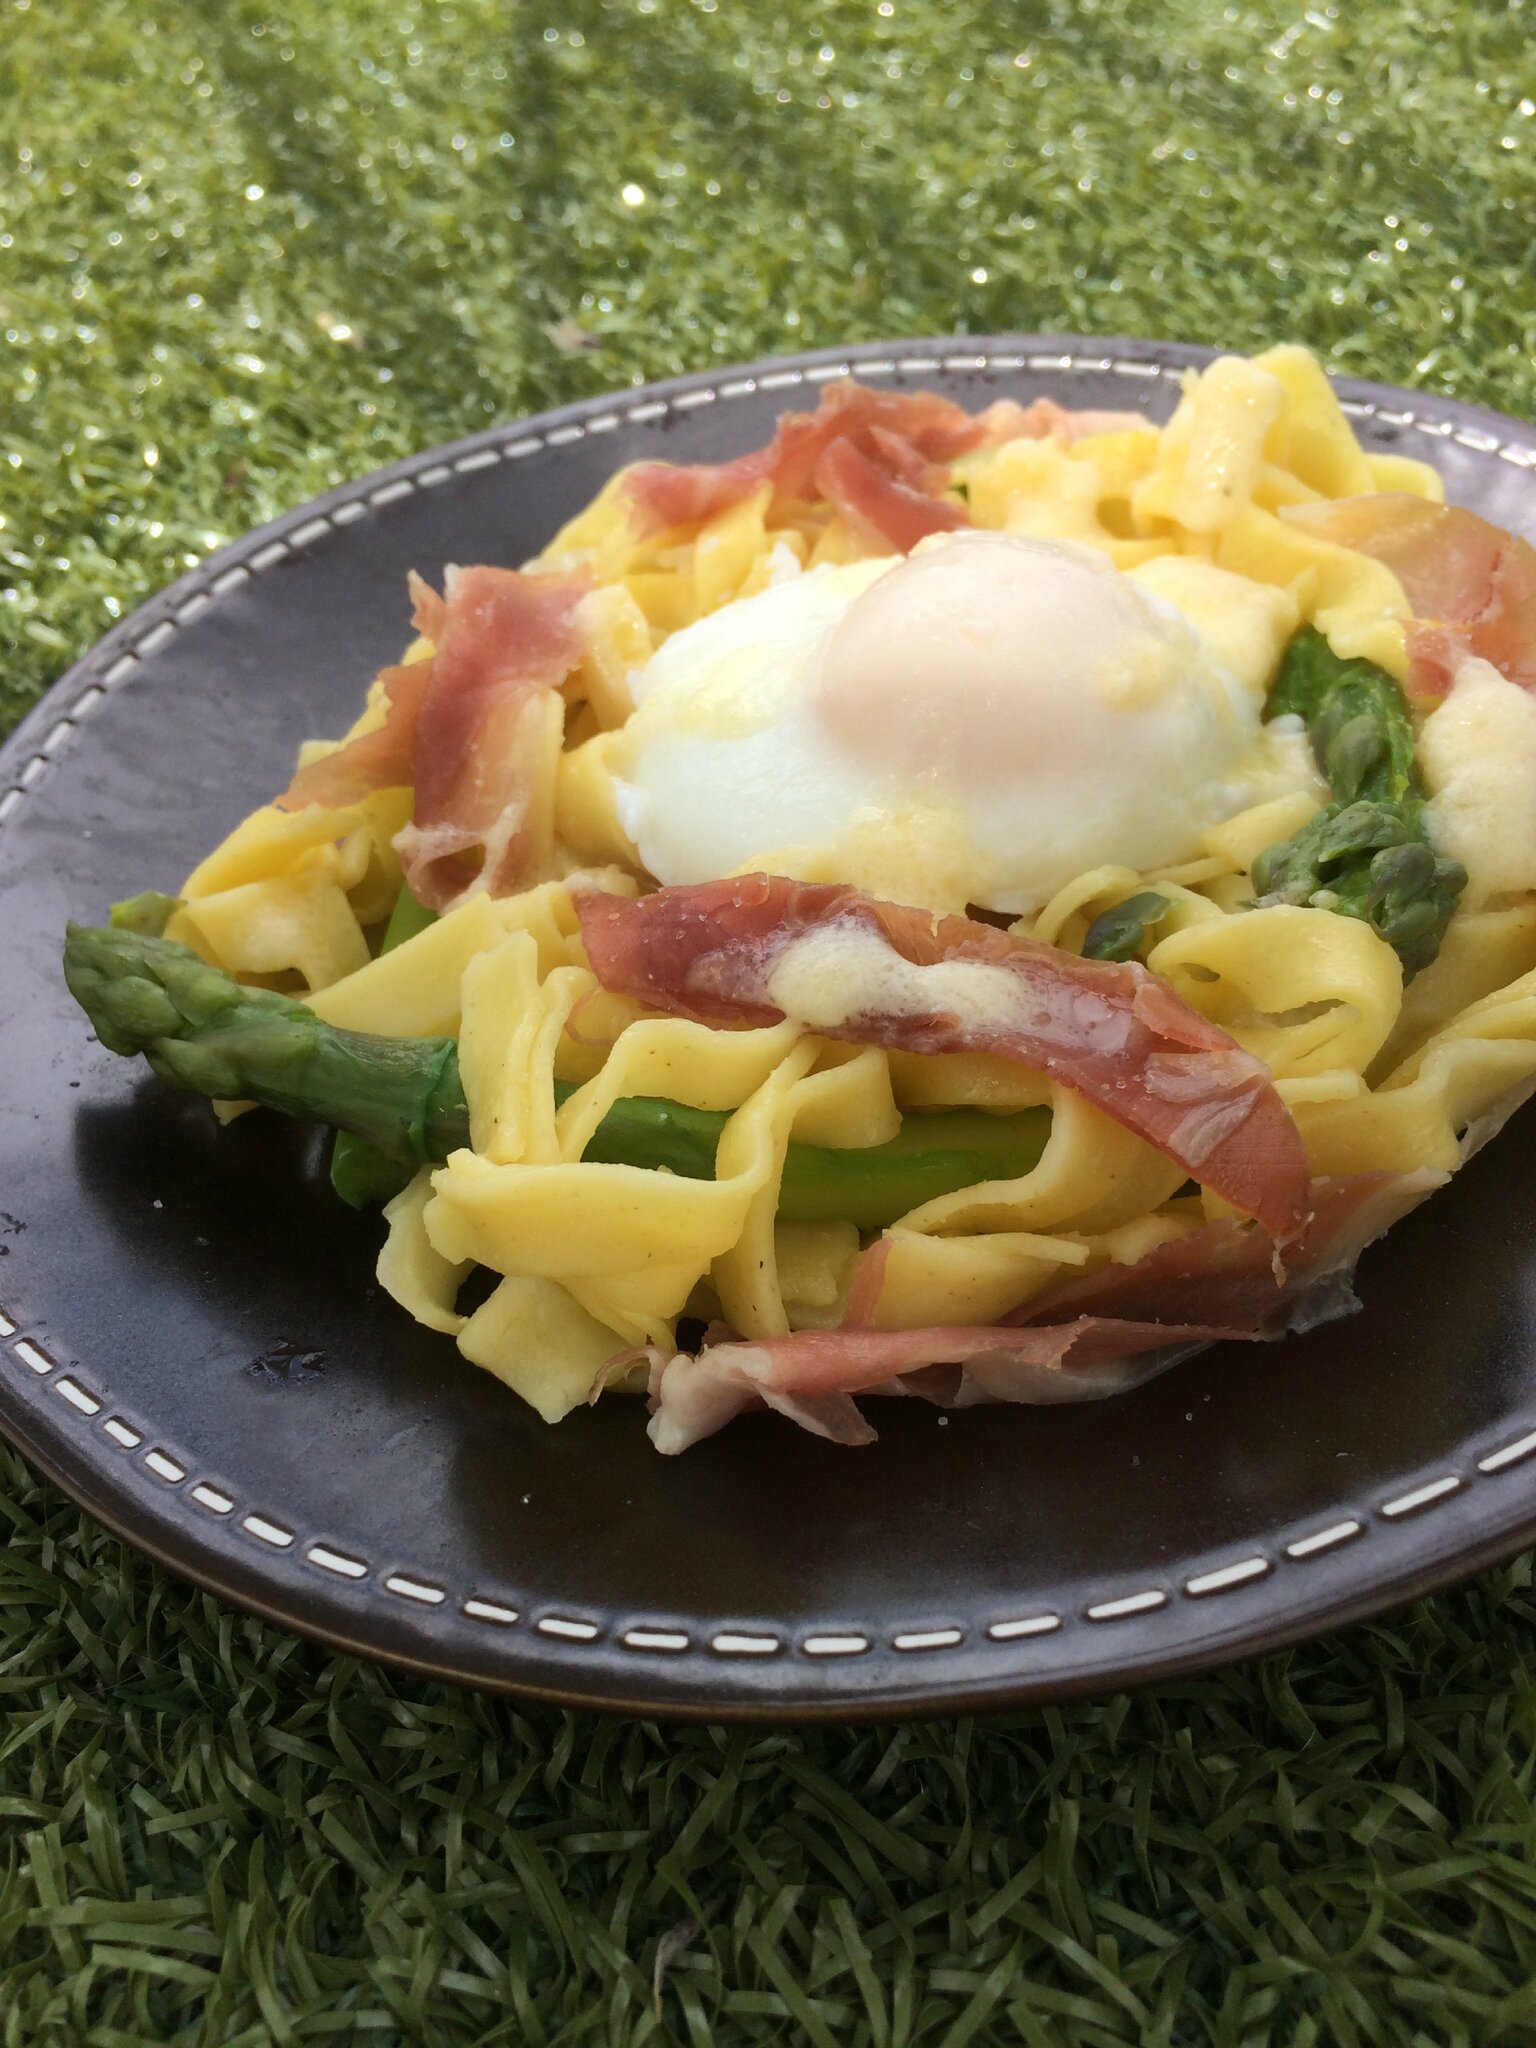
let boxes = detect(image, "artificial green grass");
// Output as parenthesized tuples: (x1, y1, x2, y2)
(4, 1463, 1536, 2045)
(5, 0, 1536, 2038)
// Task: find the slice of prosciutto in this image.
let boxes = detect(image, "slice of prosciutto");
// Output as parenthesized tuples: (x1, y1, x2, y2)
(624, 380, 985, 536)
(622, 378, 1148, 548)
(812, 435, 971, 552)
(640, 1169, 1443, 1452)
(575, 874, 1312, 1243)
(277, 570, 446, 812)
(277, 563, 589, 911)
(388, 564, 589, 908)
(1281, 494, 1536, 698)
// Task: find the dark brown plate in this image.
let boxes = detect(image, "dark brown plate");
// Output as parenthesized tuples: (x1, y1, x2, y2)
(4, 335, 1536, 1719)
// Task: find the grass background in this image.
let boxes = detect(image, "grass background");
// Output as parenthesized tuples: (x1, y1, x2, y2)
(5, 0, 1536, 2038)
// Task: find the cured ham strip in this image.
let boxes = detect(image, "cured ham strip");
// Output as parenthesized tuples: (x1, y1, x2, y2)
(392, 563, 590, 909)
(813, 436, 971, 552)
(276, 571, 446, 811)
(644, 1318, 1231, 1454)
(641, 1169, 1443, 1451)
(624, 381, 1156, 541)
(623, 378, 1136, 542)
(624, 379, 988, 535)
(278, 659, 434, 812)
(1017, 1169, 1441, 1327)
(274, 563, 584, 861)
(1282, 494, 1536, 697)
(575, 874, 1312, 1242)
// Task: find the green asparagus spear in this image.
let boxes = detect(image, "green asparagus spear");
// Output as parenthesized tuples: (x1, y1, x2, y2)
(66, 921, 466, 1170)
(1251, 627, 1465, 976)
(1072, 627, 1464, 977)
(63, 922, 1049, 1229)
(1081, 890, 1172, 963)
(562, 1082, 1049, 1230)
(1264, 625, 1419, 805)
(1249, 797, 1466, 974)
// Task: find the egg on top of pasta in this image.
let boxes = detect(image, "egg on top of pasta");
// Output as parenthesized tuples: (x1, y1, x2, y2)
(70, 345, 1536, 1453)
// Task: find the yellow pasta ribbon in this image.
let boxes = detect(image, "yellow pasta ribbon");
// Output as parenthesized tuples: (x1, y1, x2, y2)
(457, 1276, 633, 1423)
(377, 1169, 471, 1335)
(169, 867, 370, 992)
(1148, 905, 1403, 1079)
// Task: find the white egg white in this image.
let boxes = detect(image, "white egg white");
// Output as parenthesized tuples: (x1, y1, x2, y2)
(609, 530, 1323, 917)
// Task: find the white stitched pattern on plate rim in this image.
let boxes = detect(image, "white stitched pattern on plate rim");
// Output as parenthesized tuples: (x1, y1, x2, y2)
(1380, 1474, 1462, 1519)
(1087, 1589, 1168, 1622)
(1184, 1557, 1270, 1598)
(1479, 1428, 1536, 1474)
(6, 346, 1536, 1667)
(463, 1598, 518, 1626)
(384, 1573, 444, 1605)
(308, 1544, 367, 1579)
(1285, 1519, 1363, 1559)
(893, 1627, 964, 1652)
(987, 1614, 1061, 1642)
(623, 1628, 690, 1653)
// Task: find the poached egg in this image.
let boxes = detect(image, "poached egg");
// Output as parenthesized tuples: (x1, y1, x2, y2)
(609, 530, 1315, 917)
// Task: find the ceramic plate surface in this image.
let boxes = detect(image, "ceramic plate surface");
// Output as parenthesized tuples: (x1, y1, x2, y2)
(6, 335, 1536, 1719)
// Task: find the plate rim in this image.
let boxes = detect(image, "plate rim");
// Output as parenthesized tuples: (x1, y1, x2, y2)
(6, 1378, 1536, 1723)
(6, 329, 1536, 1719)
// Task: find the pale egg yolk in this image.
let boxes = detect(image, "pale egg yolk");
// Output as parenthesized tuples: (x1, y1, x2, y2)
(815, 531, 1208, 789)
